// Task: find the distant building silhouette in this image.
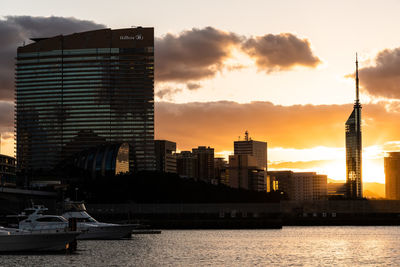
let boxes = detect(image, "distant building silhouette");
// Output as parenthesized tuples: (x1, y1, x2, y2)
(176, 151, 196, 179)
(230, 131, 267, 191)
(192, 146, 215, 182)
(327, 182, 346, 198)
(15, 28, 155, 173)
(345, 54, 363, 199)
(234, 131, 267, 170)
(155, 140, 177, 173)
(229, 154, 265, 191)
(268, 171, 327, 201)
(0, 154, 16, 186)
(385, 152, 400, 200)
(214, 157, 229, 185)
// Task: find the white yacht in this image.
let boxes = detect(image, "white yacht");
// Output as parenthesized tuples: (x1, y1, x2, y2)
(62, 201, 139, 240)
(0, 226, 79, 252)
(19, 205, 70, 233)
(18, 203, 138, 240)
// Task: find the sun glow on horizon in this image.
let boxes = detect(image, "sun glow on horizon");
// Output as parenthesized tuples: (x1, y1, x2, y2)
(215, 144, 387, 184)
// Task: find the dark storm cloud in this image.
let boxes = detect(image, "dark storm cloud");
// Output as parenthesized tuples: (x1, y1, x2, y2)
(155, 27, 242, 82)
(242, 33, 321, 72)
(0, 16, 105, 101)
(358, 48, 400, 99)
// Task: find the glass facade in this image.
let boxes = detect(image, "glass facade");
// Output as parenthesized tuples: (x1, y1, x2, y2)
(345, 106, 362, 198)
(71, 143, 130, 178)
(15, 28, 155, 172)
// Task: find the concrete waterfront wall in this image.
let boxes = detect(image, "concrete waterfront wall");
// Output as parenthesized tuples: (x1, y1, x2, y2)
(86, 202, 282, 229)
(281, 200, 400, 215)
(87, 203, 281, 216)
(86, 200, 400, 228)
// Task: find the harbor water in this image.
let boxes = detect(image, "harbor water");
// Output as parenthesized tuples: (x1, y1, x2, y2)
(2, 226, 400, 266)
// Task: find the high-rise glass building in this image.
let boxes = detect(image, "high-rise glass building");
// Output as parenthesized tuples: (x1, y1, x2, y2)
(15, 28, 155, 173)
(345, 55, 362, 199)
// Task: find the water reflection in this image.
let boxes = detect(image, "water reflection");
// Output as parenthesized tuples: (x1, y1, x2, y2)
(2, 227, 400, 266)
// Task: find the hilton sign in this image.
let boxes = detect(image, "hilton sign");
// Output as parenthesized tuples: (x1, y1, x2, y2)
(120, 34, 144, 40)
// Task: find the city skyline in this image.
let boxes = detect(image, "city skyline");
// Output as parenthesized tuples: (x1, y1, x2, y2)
(1, 1, 400, 183)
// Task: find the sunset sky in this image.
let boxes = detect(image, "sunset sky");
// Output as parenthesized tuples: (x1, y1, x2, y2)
(2, 0, 400, 183)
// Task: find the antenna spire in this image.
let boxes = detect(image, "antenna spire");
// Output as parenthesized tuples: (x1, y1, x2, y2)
(356, 53, 359, 103)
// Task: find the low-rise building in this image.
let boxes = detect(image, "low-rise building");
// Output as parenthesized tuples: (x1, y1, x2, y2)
(268, 171, 327, 201)
(0, 154, 16, 186)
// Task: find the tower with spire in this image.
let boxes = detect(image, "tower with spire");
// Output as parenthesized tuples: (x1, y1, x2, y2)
(345, 54, 363, 199)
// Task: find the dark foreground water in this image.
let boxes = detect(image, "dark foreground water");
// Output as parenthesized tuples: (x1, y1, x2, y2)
(2, 226, 400, 266)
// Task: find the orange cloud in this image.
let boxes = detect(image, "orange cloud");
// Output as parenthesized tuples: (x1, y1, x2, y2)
(155, 101, 400, 151)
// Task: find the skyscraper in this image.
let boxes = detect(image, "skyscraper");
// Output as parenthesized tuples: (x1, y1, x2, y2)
(15, 28, 155, 173)
(385, 152, 400, 200)
(345, 55, 362, 199)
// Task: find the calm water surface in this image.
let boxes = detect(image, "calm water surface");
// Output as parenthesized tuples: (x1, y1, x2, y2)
(2, 226, 400, 266)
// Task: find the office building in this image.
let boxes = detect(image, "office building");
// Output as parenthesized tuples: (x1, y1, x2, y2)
(229, 154, 265, 191)
(214, 157, 229, 185)
(155, 140, 177, 173)
(192, 146, 215, 182)
(268, 171, 327, 201)
(231, 131, 267, 191)
(15, 28, 155, 173)
(345, 55, 362, 198)
(176, 151, 196, 179)
(234, 131, 267, 170)
(385, 152, 400, 200)
(0, 154, 16, 186)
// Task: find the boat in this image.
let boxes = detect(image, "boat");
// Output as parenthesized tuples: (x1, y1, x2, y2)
(19, 205, 70, 233)
(18, 203, 138, 240)
(0, 226, 79, 252)
(62, 201, 139, 240)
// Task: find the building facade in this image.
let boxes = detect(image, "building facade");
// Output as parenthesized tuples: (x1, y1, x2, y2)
(345, 55, 362, 199)
(176, 151, 196, 179)
(0, 154, 16, 186)
(234, 131, 267, 170)
(268, 171, 328, 201)
(192, 146, 215, 182)
(229, 154, 265, 191)
(231, 131, 267, 191)
(214, 157, 229, 186)
(15, 28, 155, 173)
(385, 152, 400, 200)
(155, 140, 177, 173)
